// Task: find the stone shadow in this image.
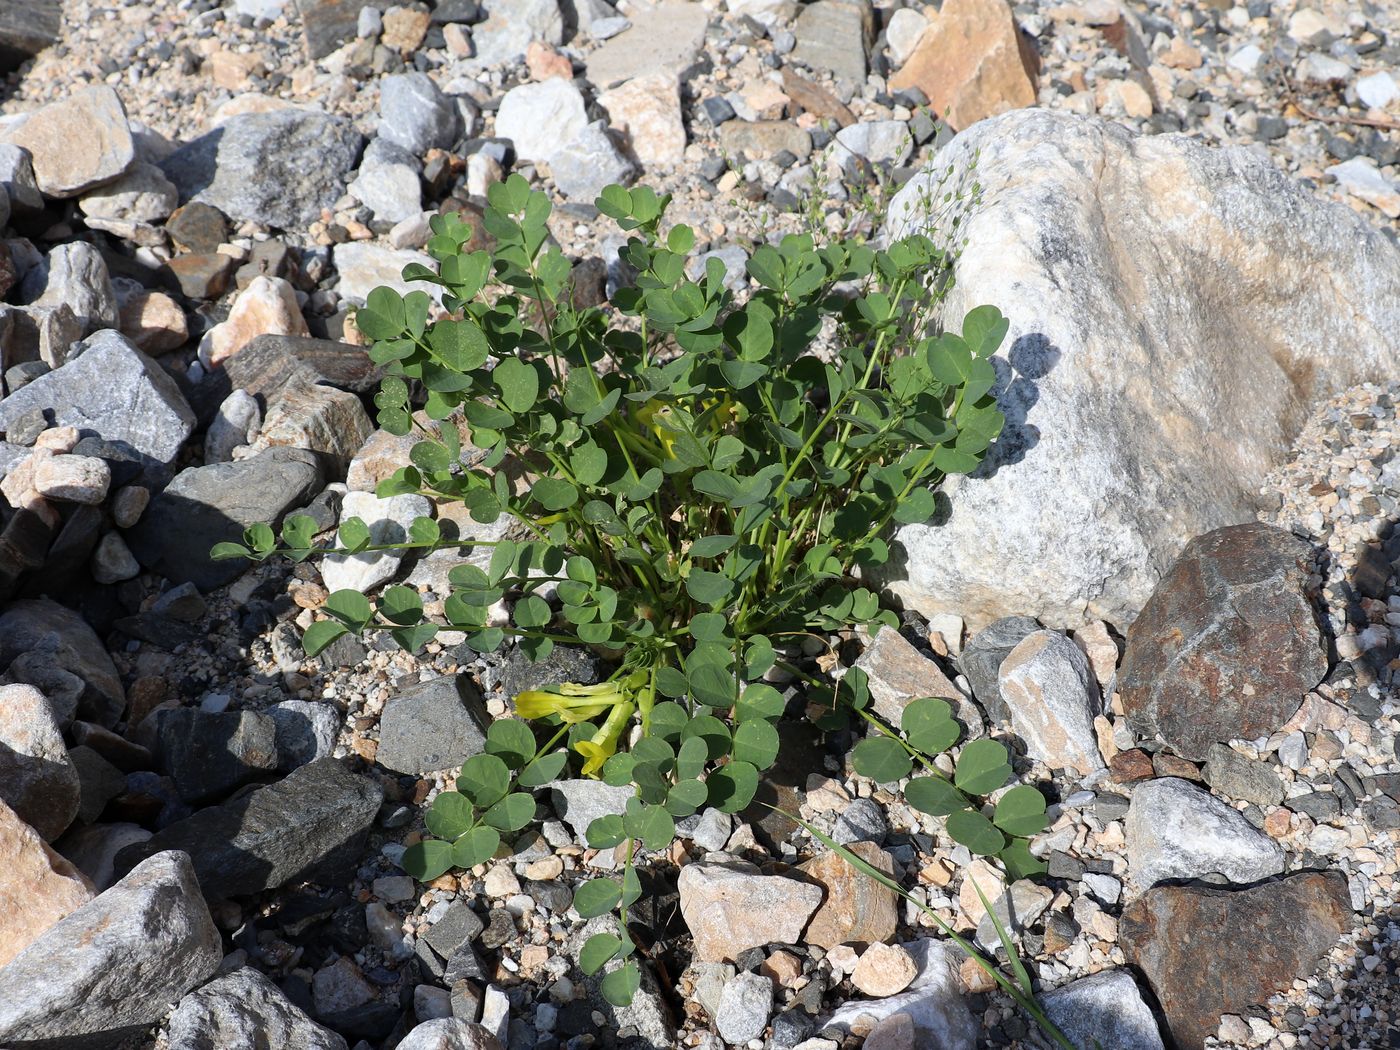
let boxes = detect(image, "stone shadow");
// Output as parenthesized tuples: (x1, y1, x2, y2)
(974, 332, 1062, 481)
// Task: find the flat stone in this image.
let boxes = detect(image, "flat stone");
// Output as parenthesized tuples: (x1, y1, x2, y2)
(791, 0, 872, 84)
(313, 955, 375, 1015)
(126, 447, 324, 590)
(0, 599, 124, 726)
(154, 708, 279, 804)
(166, 201, 230, 254)
(0, 330, 194, 486)
(548, 778, 634, 841)
(349, 161, 421, 224)
(120, 290, 189, 355)
(797, 841, 899, 948)
(379, 72, 460, 155)
(295, 0, 361, 58)
(1326, 156, 1400, 219)
(718, 120, 812, 162)
(376, 675, 489, 775)
(468, 0, 562, 66)
(1204, 744, 1284, 807)
(882, 111, 1400, 630)
(32, 453, 110, 505)
(0, 683, 80, 841)
(830, 120, 913, 175)
(1120, 873, 1350, 1050)
(584, 1, 708, 89)
(678, 853, 823, 963)
(715, 970, 772, 1044)
(853, 626, 969, 727)
(333, 241, 442, 305)
(78, 161, 178, 222)
(1040, 969, 1165, 1050)
(113, 758, 383, 901)
(598, 73, 686, 168)
(167, 252, 238, 300)
(251, 382, 375, 472)
(494, 78, 588, 164)
(1125, 777, 1284, 890)
(0, 85, 134, 197)
(162, 109, 364, 229)
(998, 630, 1104, 776)
(169, 967, 348, 1050)
(1119, 524, 1328, 760)
(0, 850, 222, 1046)
(547, 121, 635, 200)
(0, 798, 93, 969)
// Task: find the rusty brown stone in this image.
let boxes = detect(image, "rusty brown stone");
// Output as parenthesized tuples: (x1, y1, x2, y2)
(1151, 752, 1201, 781)
(1120, 873, 1351, 1050)
(1118, 523, 1328, 761)
(1109, 748, 1156, 784)
(796, 841, 899, 949)
(0, 799, 93, 968)
(779, 69, 855, 128)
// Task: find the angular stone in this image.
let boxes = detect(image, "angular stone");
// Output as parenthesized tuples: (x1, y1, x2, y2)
(169, 967, 349, 1050)
(114, 758, 383, 900)
(957, 615, 1040, 723)
(0, 85, 134, 197)
(379, 72, 460, 155)
(202, 275, 310, 368)
(120, 290, 189, 355)
(791, 0, 872, 83)
(0, 599, 125, 726)
(333, 241, 441, 305)
(998, 630, 1104, 776)
(0, 683, 80, 841)
(598, 73, 686, 168)
(825, 939, 976, 1047)
(1119, 524, 1328, 760)
(889, 0, 1037, 131)
(797, 841, 899, 949)
(0, 330, 194, 485)
(320, 490, 433, 592)
(78, 161, 178, 222)
(468, 0, 562, 66)
(3, 301, 83, 368)
(678, 853, 823, 963)
(853, 626, 966, 726)
(547, 121, 635, 200)
(494, 78, 588, 164)
(23, 241, 119, 334)
(830, 120, 913, 176)
(55, 822, 153, 892)
(167, 251, 238, 300)
(397, 1019, 504, 1050)
(718, 120, 812, 162)
(348, 161, 421, 224)
(548, 778, 634, 840)
(268, 700, 341, 771)
(295, 0, 361, 58)
(69, 745, 126, 823)
(0, 798, 93, 968)
(1121, 873, 1350, 1050)
(1204, 743, 1284, 807)
(154, 708, 279, 804)
(1125, 777, 1284, 890)
(584, 1, 708, 89)
(1041, 969, 1165, 1050)
(0, 851, 222, 1046)
(32, 453, 110, 505)
(166, 201, 230, 254)
(715, 970, 772, 1044)
(161, 109, 365, 229)
(882, 111, 1400, 631)
(376, 675, 489, 775)
(126, 447, 325, 590)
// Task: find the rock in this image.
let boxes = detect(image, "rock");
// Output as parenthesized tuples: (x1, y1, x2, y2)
(154, 708, 279, 804)
(381, 4, 431, 50)
(23, 241, 119, 333)
(852, 943, 917, 997)
(797, 842, 899, 948)
(167, 252, 239, 300)
(397, 1018, 505, 1050)
(380, 72, 461, 155)
(113, 758, 383, 900)
(1125, 777, 1284, 889)
(715, 970, 772, 1044)
(885, 8, 928, 66)
(547, 121, 635, 200)
(1118, 524, 1328, 760)
(791, 0, 872, 83)
(69, 745, 126, 822)
(78, 161, 178, 222)
(161, 109, 365, 229)
(333, 241, 442, 305)
(830, 120, 913, 175)
(889, 0, 1036, 131)
(167, 201, 230, 254)
(253, 382, 375, 472)
(548, 778, 634, 840)
(1040, 969, 1165, 1050)
(0, 851, 221, 1045)
(1357, 71, 1399, 110)
(853, 626, 969, 727)
(5, 301, 83, 367)
(268, 700, 341, 771)
(349, 161, 422, 224)
(975, 880, 1053, 947)
(825, 939, 976, 1048)
(718, 120, 812, 162)
(32, 453, 111, 504)
(1204, 744, 1284, 807)
(296, 0, 361, 58)
(0, 144, 43, 214)
(126, 447, 324, 590)
(598, 73, 686, 168)
(54, 821, 151, 891)
(1120, 873, 1350, 1050)
(957, 615, 1039, 723)
(320, 490, 433, 593)
(120, 290, 188, 355)
(313, 954, 375, 1014)
(91, 531, 141, 584)
(469, 0, 563, 66)
(883, 110, 1400, 631)
(584, 1, 708, 89)
(0, 85, 134, 197)
(169, 967, 348, 1050)
(1327, 156, 1400, 218)
(494, 78, 588, 164)
(0, 330, 194, 485)
(205, 390, 261, 463)
(0, 683, 80, 840)
(376, 675, 489, 775)
(201, 275, 310, 368)
(0, 599, 124, 726)
(0, 798, 93, 968)
(833, 797, 889, 845)
(997, 630, 1104, 776)
(678, 853, 824, 963)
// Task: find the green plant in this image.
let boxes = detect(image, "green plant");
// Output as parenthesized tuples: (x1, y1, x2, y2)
(216, 174, 1017, 1005)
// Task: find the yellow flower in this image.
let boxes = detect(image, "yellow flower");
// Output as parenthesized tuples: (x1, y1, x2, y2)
(575, 701, 635, 777)
(514, 681, 622, 723)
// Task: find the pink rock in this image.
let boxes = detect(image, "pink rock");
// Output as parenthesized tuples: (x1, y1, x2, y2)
(200, 275, 308, 368)
(0, 799, 94, 968)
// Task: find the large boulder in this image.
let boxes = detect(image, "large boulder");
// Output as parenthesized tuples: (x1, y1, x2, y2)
(883, 110, 1400, 631)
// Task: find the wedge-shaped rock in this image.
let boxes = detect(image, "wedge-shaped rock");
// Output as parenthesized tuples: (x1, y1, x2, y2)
(677, 853, 822, 963)
(1125, 777, 1283, 889)
(169, 967, 348, 1050)
(0, 798, 93, 969)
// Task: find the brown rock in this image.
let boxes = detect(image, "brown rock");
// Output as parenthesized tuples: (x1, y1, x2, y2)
(254, 383, 374, 472)
(526, 41, 573, 81)
(1151, 752, 1201, 781)
(1108, 748, 1155, 783)
(780, 69, 855, 128)
(598, 74, 687, 168)
(677, 854, 823, 963)
(888, 0, 1038, 131)
(797, 841, 899, 949)
(0, 799, 94, 967)
(166, 202, 230, 254)
(1118, 523, 1328, 761)
(718, 120, 812, 162)
(206, 50, 264, 91)
(166, 253, 238, 300)
(851, 942, 917, 997)
(381, 3, 430, 51)
(120, 291, 188, 355)
(1121, 873, 1351, 1050)
(1, 86, 134, 197)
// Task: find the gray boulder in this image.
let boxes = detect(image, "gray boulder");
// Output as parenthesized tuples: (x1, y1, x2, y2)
(161, 109, 364, 229)
(21, 241, 119, 334)
(0, 851, 221, 1046)
(1039, 969, 1165, 1050)
(376, 675, 490, 775)
(168, 967, 348, 1050)
(0, 330, 195, 485)
(1125, 777, 1284, 890)
(884, 109, 1400, 631)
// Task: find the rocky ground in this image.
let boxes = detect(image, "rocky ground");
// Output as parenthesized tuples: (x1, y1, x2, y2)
(0, 0, 1397, 1048)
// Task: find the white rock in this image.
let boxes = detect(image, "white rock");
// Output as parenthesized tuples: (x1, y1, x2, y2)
(334, 242, 443, 305)
(466, 152, 503, 197)
(851, 943, 918, 997)
(997, 630, 1104, 775)
(349, 162, 422, 224)
(494, 78, 588, 163)
(78, 161, 178, 222)
(1227, 44, 1263, 75)
(1298, 52, 1351, 84)
(398, 1018, 503, 1050)
(547, 121, 635, 200)
(883, 110, 1400, 630)
(1327, 157, 1400, 218)
(200, 275, 310, 369)
(378, 72, 461, 156)
(321, 490, 433, 593)
(24, 241, 119, 334)
(1356, 71, 1399, 109)
(886, 9, 929, 67)
(825, 940, 976, 1049)
(676, 853, 822, 963)
(831, 120, 913, 176)
(1125, 777, 1284, 889)
(714, 970, 772, 1044)
(0, 683, 80, 841)
(598, 73, 687, 168)
(1041, 969, 1165, 1050)
(470, 0, 563, 66)
(32, 454, 111, 505)
(205, 390, 262, 463)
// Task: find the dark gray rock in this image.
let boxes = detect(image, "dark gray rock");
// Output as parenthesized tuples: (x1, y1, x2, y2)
(495, 644, 600, 698)
(0, 598, 125, 727)
(0, 330, 194, 486)
(958, 615, 1041, 723)
(0, 851, 222, 1048)
(376, 675, 489, 775)
(268, 699, 341, 771)
(113, 758, 383, 900)
(1204, 743, 1285, 807)
(168, 967, 348, 1050)
(161, 109, 364, 230)
(832, 797, 889, 845)
(422, 899, 486, 960)
(1290, 790, 1342, 822)
(154, 708, 280, 803)
(294, 0, 361, 59)
(69, 744, 126, 824)
(126, 447, 325, 590)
